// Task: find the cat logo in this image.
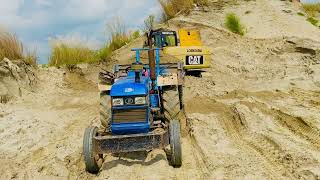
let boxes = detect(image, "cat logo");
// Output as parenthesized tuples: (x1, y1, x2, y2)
(186, 55, 204, 65)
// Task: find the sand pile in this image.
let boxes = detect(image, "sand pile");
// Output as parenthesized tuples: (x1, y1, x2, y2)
(0, 58, 36, 103)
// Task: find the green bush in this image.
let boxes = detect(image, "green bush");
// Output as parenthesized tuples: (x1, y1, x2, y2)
(297, 12, 305, 16)
(225, 13, 245, 36)
(307, 17, 319, 26)
(131, 30, 140, 39)
(49, 43, 97, 68)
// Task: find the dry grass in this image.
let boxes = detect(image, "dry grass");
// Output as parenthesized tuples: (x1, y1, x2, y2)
(0, 31, 37, 66)
(302, 3, 320, 17)
(97, 18, 140, 61)
(0, 32, 23, 61)
(159, 0, 209, 20)
(144, 15, 156, 32)
(49, 43, 97, 69)
(97, 31, 140, 61)
(49, 18, 140, 67)
(24, 50, 38, 67)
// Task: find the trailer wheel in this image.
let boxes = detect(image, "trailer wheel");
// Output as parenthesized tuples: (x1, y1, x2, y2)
(170, 120, 182, 167)
(83, 126, 103, 174)
(100, 91, 111, 131)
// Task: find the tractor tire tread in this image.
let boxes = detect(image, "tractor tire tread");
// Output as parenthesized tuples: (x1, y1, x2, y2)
(100, 92, 111, 130)
(83, 126, 101, 174)
(170, 120, 182, 167)
(162, 86, 184, 122)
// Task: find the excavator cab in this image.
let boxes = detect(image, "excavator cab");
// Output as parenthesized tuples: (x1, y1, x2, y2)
(151, 30, 178, 48)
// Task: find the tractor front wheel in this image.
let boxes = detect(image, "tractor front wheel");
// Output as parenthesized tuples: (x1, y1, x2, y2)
(100, 91, 111, 131)
(169, 120, 182, 167)
(83, 126, 103, 174)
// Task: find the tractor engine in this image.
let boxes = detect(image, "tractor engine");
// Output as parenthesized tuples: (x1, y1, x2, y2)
(109, 70, 151, 135)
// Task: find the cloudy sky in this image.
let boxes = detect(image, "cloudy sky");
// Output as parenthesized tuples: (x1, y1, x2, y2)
(0, 0, 319, 63)
(0, 0, 161, 63)
(302, 0, 320, 2)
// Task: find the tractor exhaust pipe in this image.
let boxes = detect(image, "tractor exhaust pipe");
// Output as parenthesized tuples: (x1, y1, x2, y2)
(147, 31, 156, 89)
(135, 71, 140, 83)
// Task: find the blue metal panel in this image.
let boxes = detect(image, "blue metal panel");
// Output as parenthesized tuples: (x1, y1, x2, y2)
(155, 50, 160, 73)
(112, 123, 150, 135)
(135, 50, 141, 63)
(150, 94, 159, 107)
(155, 49, 160, 89)
(110, 76, 149, 97)
(127, 71, 136, 77)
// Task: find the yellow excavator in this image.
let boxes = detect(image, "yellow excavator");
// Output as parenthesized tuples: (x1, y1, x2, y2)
(147, 28, 211, 77)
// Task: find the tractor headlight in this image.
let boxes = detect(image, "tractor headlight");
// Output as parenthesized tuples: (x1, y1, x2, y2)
(135, 97, 146, 105)
(112, 98, 124, 106)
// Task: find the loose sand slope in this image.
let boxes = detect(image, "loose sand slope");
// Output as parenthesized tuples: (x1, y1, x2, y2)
(1, 0, 320, 179)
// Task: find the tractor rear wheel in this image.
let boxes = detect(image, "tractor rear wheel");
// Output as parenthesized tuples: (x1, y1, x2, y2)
(100, 91, 111, 131)
(169, 120, 182, 167)
(83, 126, 103, 174)
(162, 86, 184, 121)
(162, 86, 187, 135)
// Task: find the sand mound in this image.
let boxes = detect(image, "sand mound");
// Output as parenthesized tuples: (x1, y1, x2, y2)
(0, 58, 37, 103)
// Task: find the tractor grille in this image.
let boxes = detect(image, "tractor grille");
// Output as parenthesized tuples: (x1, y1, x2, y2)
(112, 108, 147, 124)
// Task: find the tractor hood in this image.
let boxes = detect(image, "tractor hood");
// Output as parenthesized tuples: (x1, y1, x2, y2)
(110, 77, 148, 97)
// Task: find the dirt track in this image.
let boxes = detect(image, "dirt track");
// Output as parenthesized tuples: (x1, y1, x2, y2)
(1, 0, 320, 179)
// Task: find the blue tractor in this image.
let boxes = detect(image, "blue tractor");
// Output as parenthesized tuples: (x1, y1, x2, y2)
(83, 35, 185, 174)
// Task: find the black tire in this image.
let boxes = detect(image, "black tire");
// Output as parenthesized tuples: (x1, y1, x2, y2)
(163, 86, 187, 136)
(100, 91, 111, 131)
(170, 120, 182, 167)
(178, 85, 184, 110)
(186, 70, 202, 77)
(83, 126, 103, 174)
(162, 86, 184, 121)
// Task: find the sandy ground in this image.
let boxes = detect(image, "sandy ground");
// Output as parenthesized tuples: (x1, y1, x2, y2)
(1, 0, 320, 179)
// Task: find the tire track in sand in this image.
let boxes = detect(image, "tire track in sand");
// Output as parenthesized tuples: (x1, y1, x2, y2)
(189, 133, 211, 179)
(241, 100, 320, 151)
(215, 102, 297, 179)
(231, 101, 320, 179)
(273, 109, 320, 149)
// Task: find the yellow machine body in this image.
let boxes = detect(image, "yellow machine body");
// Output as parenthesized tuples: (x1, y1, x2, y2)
(165, 29, 211, 70)
(163, 46, 211, 70)
(178, 29, 203, 47)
